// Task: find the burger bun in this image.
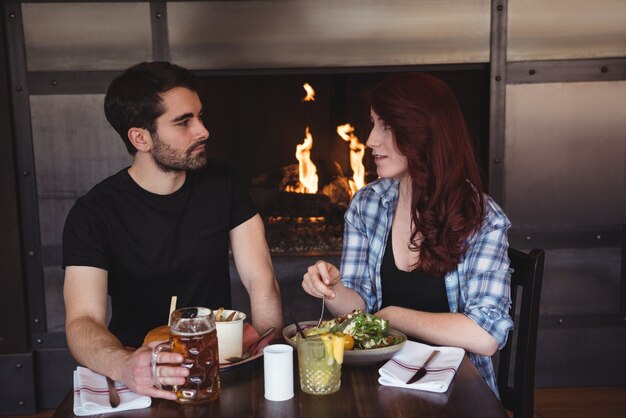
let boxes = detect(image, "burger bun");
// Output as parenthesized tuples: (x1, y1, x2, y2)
(143, 325, 170, 345)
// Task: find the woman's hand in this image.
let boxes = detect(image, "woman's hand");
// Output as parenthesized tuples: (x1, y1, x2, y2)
(302, 260, 341, 300)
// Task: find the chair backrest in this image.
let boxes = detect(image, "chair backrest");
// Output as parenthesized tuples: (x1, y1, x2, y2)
(497, 248, 545, 418)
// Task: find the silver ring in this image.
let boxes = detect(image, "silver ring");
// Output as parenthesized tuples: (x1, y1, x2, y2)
(151, 347, 160, 387)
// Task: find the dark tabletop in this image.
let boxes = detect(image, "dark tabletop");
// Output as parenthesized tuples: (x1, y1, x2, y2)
(54, 355, 506, 418)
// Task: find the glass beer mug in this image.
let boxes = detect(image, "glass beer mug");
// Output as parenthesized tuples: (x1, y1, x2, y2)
(152, 307, 220, 404)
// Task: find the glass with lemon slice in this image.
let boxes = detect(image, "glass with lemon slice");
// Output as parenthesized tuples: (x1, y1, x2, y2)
(296, 332, 345, 395)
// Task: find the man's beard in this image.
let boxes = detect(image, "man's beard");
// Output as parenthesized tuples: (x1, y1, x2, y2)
(151, 134, 208, 172)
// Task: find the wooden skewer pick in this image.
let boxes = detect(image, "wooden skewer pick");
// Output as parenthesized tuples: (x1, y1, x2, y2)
(168, 296, 177, 326)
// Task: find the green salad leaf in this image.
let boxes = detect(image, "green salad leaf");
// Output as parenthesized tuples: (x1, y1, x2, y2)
(321, 310, 402, 350)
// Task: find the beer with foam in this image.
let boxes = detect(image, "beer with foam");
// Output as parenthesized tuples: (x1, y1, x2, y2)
(153, 307, 220, 404)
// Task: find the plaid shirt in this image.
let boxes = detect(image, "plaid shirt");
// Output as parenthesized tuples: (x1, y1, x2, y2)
(341, 178, 513, 396)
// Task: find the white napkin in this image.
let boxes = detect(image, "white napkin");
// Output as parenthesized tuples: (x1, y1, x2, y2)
(378, 341, 465, 393)
(73, 366, 151, 416)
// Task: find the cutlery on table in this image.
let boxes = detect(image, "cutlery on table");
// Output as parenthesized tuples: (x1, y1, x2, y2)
(289, 312, 307, 339)
(105, 376, 120, 408)
(406, 350, 440, 384)
(225, 327, 276, 363)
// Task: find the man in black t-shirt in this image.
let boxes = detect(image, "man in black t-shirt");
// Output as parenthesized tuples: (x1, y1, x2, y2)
(62, 62, 283, 401)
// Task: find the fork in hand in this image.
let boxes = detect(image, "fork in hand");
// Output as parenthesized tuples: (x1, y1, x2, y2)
(317, 295, 325, 327)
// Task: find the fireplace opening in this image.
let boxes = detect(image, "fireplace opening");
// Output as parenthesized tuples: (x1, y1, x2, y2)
(197, 69, 490, 255)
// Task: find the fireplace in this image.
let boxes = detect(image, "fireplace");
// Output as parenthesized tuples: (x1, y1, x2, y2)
(195, 69, 490, 255)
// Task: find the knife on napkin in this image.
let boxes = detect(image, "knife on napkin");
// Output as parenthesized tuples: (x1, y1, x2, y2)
(105, 376, 120, 408)
(406, 350, 440, 384)
(74, 367, 151, 416)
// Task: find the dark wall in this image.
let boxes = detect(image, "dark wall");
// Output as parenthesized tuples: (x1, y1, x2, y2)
(0, 5, 29, 355)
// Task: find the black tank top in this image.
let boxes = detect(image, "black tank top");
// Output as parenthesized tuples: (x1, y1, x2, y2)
(380, 230, 450, 312)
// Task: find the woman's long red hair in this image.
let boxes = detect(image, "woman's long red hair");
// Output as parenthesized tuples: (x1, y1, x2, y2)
(368, 73, 484, 276)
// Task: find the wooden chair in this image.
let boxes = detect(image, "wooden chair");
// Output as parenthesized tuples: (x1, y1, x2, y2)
(498, 248, 545, 418)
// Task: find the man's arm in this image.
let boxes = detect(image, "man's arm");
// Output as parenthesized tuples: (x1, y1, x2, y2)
(229, 214, 283, 338)
(63, 266, 186, 399)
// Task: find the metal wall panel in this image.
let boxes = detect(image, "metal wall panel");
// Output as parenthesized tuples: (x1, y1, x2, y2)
(34, 348, 77, 409)
(0, 353, 36, 415)
(504, 81, 626, 228)
(508, 0, 626, 61)
(169, 0, 491, 70)
(43, 267, 65, 333)
(535, 327, 626, 386)
(540, 248, 622, 315)
(29, 94, 131, 333)
(0, 3, 29, 355)
(22, 2, 152, 71)
(30, 94, 131, 247)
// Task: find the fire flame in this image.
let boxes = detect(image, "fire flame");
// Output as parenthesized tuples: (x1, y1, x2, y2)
(286, 127, 318, 194)
(302, 83, 315, 102)
(337, 123, 365, 194)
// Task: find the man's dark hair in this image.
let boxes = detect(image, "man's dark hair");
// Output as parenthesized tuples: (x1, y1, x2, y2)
(104, 61, 200, 155)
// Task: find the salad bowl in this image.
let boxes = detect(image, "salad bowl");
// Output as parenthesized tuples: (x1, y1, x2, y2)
(282, 320, 407, 365)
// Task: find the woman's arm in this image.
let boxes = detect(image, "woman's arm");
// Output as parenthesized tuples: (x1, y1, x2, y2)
(301, 190, 376, 316)
(376, 308, 498, 356)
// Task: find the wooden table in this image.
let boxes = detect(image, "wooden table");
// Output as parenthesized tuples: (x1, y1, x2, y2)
(53, 356, 506, 418)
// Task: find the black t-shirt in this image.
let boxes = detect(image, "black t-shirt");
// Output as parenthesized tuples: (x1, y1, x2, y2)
(380, 230, 450, 313)
(62, 159, 257, 347)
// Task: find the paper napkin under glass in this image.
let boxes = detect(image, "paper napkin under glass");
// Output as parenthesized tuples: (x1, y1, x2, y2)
(73, 366, 151, 416)
(378, 341, 465, 393)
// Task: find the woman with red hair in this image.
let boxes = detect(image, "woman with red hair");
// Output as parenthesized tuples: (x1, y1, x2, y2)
(302, 73, 513, 396)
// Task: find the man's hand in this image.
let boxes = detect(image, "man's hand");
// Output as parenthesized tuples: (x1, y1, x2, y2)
(119, 343, 188, 400)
